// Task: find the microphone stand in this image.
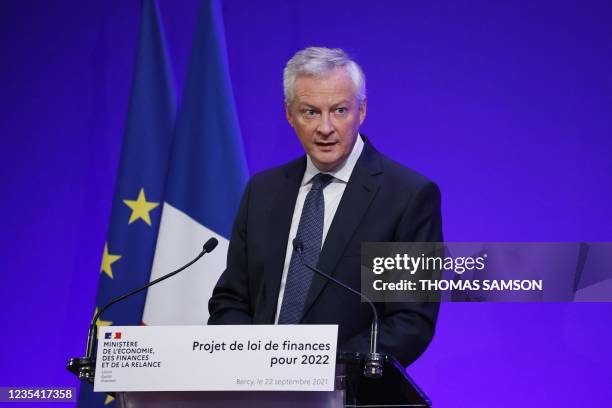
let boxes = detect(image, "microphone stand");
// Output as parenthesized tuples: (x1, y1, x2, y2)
(67, 238, 218, 383)
(293, 239, 383, 379)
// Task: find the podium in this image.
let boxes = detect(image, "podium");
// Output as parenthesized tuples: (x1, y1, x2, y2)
(69, 352, 430, 407)
(68, 325, 431, 407)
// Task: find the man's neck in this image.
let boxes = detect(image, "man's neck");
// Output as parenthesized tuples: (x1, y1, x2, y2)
(304, 133, 364, 184)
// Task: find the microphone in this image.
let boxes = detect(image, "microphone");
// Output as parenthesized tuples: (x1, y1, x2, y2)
(292, 238, 383, 379)
(69, 238, 218, 383)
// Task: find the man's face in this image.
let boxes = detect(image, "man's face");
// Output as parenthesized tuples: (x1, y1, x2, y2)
(285, 69, 366, 172)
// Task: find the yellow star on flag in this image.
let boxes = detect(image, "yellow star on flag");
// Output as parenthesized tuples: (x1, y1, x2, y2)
(123, 188, 160, 226)
(101, 243, 121, 279)
(104, 394, 114, 405)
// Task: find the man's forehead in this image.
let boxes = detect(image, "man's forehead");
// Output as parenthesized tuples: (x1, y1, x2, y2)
(292, 71, 357, 104)
(294, 70, 353, 89)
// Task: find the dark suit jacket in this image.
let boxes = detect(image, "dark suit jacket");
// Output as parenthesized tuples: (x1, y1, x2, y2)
(208, 137, 443, 366)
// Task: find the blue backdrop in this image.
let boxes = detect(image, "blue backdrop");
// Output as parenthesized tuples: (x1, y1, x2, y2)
(0, 0, 610, 406)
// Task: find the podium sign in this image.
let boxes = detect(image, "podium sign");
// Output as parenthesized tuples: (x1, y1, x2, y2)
(94, 325, 338, 392)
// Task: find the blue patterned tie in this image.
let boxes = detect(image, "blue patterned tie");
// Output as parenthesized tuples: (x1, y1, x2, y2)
(278, 173, 334, 324)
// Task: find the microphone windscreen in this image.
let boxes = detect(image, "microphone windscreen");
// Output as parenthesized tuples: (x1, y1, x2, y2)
(292, 238, 304, 252)
(203, 238, 219, 253)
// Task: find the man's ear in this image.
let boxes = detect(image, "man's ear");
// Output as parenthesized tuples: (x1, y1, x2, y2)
(285, 103, 294, 128)
(359, 98, 367, 126)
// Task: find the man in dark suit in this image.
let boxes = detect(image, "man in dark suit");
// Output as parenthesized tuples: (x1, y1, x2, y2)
(208, 47, 442, 367)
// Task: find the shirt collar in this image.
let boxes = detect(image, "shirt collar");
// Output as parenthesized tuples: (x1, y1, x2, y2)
(302, 133, 364, 186)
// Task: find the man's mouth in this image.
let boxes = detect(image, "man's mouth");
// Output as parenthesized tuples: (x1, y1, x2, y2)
(315, 141, 338, 152)
(315, 141, 338, 147)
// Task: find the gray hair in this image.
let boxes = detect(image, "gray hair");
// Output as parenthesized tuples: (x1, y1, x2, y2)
(283, 47, 366, 105)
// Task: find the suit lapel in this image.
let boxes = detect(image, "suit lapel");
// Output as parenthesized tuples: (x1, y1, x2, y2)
(261, 157, 305, 323)
(300, 139, 383, 321)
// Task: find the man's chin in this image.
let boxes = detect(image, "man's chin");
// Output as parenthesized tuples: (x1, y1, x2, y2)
(312, 155, 343, 172)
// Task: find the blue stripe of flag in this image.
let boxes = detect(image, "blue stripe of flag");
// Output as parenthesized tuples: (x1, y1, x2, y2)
(163, 0, 248, 239)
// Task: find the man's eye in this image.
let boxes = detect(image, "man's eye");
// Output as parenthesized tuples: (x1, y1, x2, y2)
(335, 107, 347, 114)
(303, 109, 317, 116)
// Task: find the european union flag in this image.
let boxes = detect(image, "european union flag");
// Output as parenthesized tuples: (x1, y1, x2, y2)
(77, 0, 176, 406)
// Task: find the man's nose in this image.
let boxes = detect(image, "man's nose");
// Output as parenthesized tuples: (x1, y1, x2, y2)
(316, 113, 334, 137)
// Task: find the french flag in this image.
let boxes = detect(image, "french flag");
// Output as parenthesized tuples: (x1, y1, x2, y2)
(142, 0, 248, 325)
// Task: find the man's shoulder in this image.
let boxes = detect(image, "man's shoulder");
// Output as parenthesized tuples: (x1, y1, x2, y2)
(248, 156, 305, 188)
(367, 144, 442, 220)
(246, 139, 438, 193)
(367, 142, 437, 192)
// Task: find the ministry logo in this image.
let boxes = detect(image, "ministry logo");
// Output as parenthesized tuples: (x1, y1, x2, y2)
(104, 331, 122, 340)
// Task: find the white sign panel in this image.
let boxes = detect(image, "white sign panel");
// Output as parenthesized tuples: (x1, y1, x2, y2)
(94, 325, 338, 392)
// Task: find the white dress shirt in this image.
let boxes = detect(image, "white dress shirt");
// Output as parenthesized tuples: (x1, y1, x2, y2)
(274, 135, 364, 323)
